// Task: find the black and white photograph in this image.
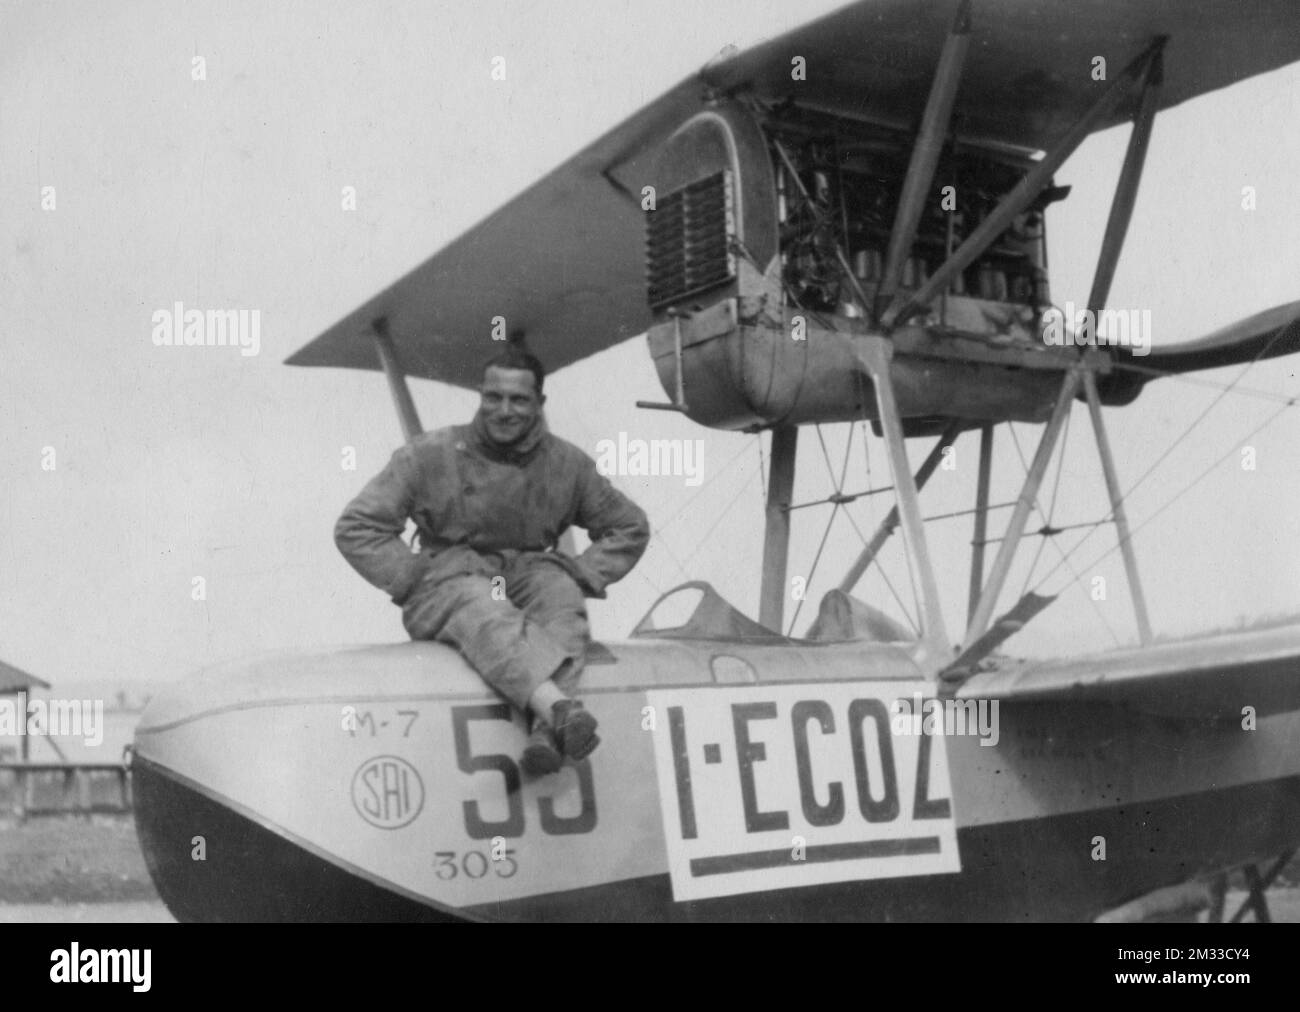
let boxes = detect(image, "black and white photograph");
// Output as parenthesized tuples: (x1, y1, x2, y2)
(3, 0, 1300, 953)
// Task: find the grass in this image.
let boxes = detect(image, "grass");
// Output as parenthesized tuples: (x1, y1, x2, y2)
(0, 815, 158, 903)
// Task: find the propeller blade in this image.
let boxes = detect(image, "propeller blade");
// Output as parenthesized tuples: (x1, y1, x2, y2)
(1094, 299, 1300, 405)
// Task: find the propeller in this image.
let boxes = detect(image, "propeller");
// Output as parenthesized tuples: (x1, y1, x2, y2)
(1093, 299, 1300, 406)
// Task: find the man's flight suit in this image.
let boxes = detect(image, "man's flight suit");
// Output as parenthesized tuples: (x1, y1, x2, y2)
(334, 415, 649, 708)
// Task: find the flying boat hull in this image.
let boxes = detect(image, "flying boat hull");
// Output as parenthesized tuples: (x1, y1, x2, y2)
(132, 630, 1300, 921)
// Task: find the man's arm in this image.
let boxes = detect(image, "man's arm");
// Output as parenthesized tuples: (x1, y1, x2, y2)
(334, 446, 431, 604)
(566, 459, 650, 598)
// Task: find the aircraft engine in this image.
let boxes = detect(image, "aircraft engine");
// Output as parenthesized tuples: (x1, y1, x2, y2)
(642, 101, 1064, 433)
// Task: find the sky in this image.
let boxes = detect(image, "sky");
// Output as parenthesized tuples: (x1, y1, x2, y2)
(3, 0, 1300, 694)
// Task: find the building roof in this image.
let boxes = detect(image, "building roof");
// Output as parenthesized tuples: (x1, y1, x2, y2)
(0, 659, 50, 694)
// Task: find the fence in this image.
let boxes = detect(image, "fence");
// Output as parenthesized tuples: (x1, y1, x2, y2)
(0, 762, 133, 819)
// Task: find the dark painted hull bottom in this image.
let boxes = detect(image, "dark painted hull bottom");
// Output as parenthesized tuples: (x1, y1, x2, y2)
(133, 756, 1300, 922)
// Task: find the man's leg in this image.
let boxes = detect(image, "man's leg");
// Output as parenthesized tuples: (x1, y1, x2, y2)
(505, 556, 599, 765)
(401, 572, 572, 713)
(507, 557, 591, 689)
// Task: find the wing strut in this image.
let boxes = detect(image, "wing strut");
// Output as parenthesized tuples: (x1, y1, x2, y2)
(1084, 370, 1152, 644)
(1087, 41, 1164, 315)
(1079, 42, 1164, 645)
(759, 426, 798, 631)
(874, 0, 972, 322)
(372, 317, 424, 443)
(852, 337, 950, 672)
(968, 423, 995, 626)
(964, 369, 1079, 650)
(883, 39, 1164, 330)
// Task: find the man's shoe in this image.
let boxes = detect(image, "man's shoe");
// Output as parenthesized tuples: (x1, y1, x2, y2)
(521, 721, 563, 776)
(551, 699, 600, 761)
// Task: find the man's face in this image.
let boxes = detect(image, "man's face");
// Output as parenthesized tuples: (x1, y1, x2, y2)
(478, 366, 544, 447)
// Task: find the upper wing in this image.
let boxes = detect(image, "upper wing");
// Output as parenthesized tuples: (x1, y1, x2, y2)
(704, 0, 1300, 156)
(287, 0, 1300, 390)
(286, 76, 706, 389)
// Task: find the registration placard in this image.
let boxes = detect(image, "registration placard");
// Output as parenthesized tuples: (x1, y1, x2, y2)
(648, 682, 961, 902)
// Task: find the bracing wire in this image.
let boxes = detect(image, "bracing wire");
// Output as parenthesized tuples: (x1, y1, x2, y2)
(839, 507, 920, 634)
(1037, 396, 1296, 598)
(1006, 422, 1122, 646)
(1034, 322, 1300, 590)
(656, 437, 763, 537)
(1018, 409, 1072, 598)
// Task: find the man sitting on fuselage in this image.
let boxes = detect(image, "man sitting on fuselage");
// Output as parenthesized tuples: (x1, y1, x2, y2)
(335, 347, 650, 773)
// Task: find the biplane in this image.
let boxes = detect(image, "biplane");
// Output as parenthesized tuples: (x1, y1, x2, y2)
(132, 0, 1300, 921)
